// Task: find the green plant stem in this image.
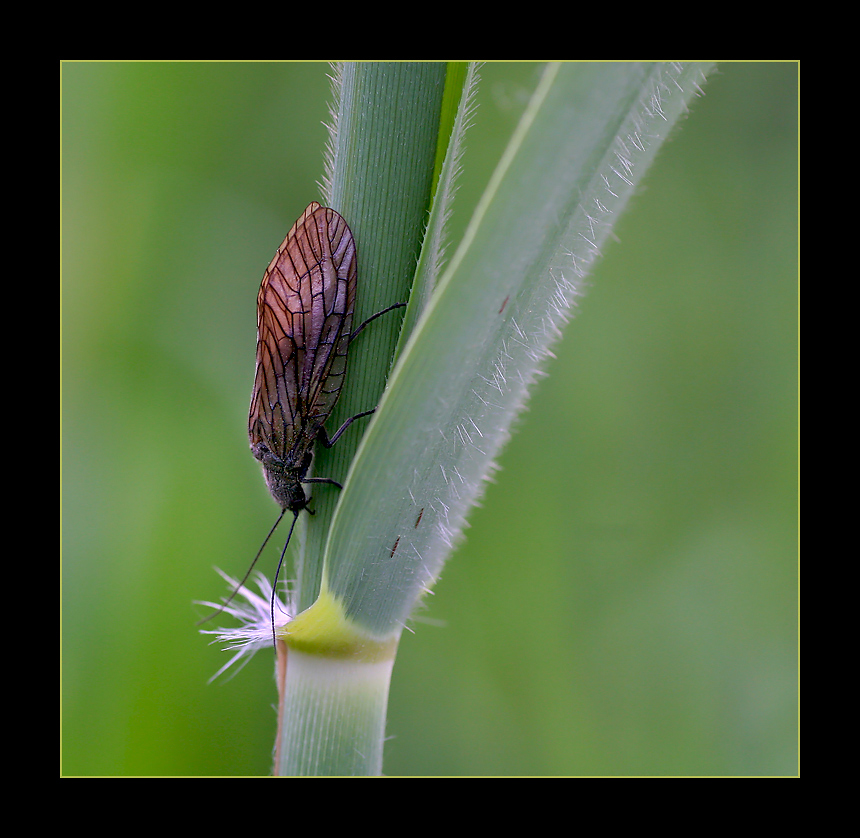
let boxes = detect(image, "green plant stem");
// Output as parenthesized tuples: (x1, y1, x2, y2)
(275, 62, 451, 776)
(328, 62, 717, 637)
(275, 645, 395, 776)
(297, 61, 448, 611)
(272, 61, 715, 777)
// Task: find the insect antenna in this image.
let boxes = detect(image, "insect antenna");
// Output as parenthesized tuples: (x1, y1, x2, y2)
(197, 508, 287, 626)
(270, 510, 300, 648)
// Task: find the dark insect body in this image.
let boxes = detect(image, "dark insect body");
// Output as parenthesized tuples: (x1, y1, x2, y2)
(249, 201, 359, 513)
(199, 202, 404, 643)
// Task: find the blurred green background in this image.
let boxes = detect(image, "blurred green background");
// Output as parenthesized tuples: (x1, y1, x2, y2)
(61, 62, 797, 777)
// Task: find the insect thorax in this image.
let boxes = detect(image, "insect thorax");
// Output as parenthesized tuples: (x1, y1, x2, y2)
(251, 441, 312, 512)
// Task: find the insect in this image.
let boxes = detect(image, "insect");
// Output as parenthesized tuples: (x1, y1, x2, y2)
(201, 201, 404, 642)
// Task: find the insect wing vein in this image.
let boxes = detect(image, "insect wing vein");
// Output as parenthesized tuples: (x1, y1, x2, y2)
(249, 203, 356, 464)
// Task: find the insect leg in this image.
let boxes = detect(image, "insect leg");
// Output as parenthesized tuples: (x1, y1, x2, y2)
(349, 302, 406, 342)
(316, 409, 377, 448)
(303, 476, 343, 488)
(304, 300, 405, 488)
